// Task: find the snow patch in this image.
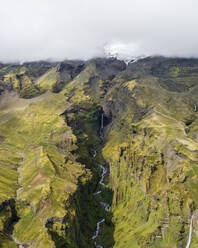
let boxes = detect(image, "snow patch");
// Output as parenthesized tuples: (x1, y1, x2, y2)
(104, 41, 147, 64)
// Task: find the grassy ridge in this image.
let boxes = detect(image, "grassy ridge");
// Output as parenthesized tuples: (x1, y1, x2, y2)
(0, 90, 92, 247)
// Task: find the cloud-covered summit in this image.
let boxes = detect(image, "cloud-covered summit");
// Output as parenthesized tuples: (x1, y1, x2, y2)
(0, 0, 198, 62)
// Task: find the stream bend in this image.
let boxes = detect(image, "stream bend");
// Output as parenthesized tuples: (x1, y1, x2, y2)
(92, 162, 110, 247)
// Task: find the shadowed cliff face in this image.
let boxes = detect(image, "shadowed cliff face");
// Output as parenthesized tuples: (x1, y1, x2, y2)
(1, 56, 198, 247)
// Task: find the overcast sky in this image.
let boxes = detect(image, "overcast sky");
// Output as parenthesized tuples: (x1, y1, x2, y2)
(0, 0, 198, 62)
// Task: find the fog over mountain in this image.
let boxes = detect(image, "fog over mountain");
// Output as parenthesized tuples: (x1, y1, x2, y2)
(0, 0, 198, 62)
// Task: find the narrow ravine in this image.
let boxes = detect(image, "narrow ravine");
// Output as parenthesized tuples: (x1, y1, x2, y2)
(185, 215, 194, 248)
(92, 164, 110, 247)
(92, 113, 111, 248)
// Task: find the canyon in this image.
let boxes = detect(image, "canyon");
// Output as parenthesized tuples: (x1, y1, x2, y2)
(0, 56, 198, 247)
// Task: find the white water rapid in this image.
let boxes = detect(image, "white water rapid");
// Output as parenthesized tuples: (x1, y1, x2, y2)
(99, 165, 107, 187)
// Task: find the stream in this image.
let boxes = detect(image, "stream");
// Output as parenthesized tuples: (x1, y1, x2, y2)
(92, 163, 110, 247)
(92, 113, 110, 248)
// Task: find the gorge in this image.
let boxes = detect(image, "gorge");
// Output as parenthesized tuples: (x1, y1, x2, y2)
(1, 56, 198, 247)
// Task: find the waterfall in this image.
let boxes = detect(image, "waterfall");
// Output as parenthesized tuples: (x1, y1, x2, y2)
(185, 215, 194, 248)
(194, 104, 197, 112)
(100, 113, 104, 137)
(101, 114, 104, 129)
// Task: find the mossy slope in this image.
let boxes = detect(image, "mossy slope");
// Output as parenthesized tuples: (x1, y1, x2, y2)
(0, 90, 92, 247)
(101, 57, 198, 247)
(1, 56, 198, 248)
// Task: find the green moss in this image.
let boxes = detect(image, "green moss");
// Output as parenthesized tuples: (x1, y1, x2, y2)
(0, 90, 92, 247)
(1, 58, 198, 247)
(36, 67, 60, 91)
(170, 66, 180, 77)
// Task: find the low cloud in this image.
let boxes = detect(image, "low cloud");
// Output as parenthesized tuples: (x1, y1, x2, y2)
(0, 0, 198, 62)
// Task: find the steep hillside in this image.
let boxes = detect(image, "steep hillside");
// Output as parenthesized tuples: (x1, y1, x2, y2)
(101, 57, 198, 248)
(0, 90, 91, 247)
(1, 56, 198, 248)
